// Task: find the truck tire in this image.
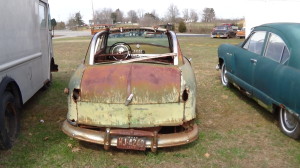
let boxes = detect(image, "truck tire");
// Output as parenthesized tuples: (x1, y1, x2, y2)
(0, 91, 20, 150)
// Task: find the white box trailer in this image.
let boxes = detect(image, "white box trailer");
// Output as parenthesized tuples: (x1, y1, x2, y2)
(0, 0, 57, 149)
(245, 0, 300, 37)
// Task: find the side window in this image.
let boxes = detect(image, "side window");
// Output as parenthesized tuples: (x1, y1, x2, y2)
(281, 46, 290, 63)
(39, 3, 46, 28)
(243, 31, 266, 55)
(94, 34, 106, 54)
(265, 33, 290, 63)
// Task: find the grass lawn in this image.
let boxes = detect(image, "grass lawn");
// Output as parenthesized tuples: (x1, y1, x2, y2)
(1, 36, 300, 168)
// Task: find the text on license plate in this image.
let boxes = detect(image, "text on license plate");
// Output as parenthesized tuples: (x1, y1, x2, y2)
(117, 136, 146, 151)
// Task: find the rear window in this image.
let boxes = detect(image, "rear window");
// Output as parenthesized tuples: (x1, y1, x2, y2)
(264, 33, 290, 63)
(107, 31, 169, 47)
(215, 26, 227, 30)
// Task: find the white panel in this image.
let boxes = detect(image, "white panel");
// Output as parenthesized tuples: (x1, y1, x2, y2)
(245, 0, 300, 37)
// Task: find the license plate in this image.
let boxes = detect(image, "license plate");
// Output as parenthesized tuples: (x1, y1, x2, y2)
(117, 136, 146, 151)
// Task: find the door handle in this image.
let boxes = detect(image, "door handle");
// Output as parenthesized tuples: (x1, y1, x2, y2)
(250, 59, 257, 63)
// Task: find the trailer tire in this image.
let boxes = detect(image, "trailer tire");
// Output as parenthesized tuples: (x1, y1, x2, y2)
(0, 91, 20, 150)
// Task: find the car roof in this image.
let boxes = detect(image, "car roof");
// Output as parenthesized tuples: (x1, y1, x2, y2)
(255, 22, 300, 44)
(255, 23, 300, 66)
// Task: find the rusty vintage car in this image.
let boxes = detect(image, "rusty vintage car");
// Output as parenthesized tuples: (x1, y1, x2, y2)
(62, 27, 198, 152)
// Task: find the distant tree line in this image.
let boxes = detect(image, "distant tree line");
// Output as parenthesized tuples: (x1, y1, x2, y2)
(90, 5, 216, 26)
(62, 4, 243, 33)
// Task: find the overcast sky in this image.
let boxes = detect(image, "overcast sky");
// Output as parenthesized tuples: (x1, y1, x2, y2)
(48, 0, 247, 23)
(48, 0, 300, 24)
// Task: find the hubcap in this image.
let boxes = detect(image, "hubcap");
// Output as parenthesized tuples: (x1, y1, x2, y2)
(283, 109, 298, 131)
(222, 65, 228, 85)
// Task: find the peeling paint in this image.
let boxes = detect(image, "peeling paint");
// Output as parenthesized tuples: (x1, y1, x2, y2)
(80, 63, 181, 104)
(63, 27, 198, 150)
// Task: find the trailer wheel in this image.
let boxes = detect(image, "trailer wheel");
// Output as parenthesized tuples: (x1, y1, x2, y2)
(0, 91, 20, 149)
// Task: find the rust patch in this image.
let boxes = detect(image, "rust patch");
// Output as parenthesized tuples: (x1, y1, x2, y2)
(80, 64, 181, 104)
(110, 129, 156, 137)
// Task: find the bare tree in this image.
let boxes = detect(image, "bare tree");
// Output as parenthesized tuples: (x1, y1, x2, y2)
(137, 9, 145, 19)
(139, 12, 159, 26)
(165, 4, 179, 23)
(94, 8, 113, 24)
(111, 9, 123, 23)
(182, 9, 189, 22)
(151, 10, 159, 19)
(67, 12, 84, 30)
(202, 8, 215, 22)
(190, 9, 199, 22)
(67, 15, 77, 30)
(127, 10, 138, 23)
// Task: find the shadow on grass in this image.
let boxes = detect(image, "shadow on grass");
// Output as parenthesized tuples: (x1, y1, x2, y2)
(228, 85, 277, 124)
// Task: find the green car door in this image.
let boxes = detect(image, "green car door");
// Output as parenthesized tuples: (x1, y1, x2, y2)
(233, 31, 267, 94)
(252, 32, 290, 106)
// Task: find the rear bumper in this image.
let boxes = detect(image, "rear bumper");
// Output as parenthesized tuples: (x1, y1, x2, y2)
(236, 34, 245, 37)
(62, 120, 199, 152)
(211, 34, 228, 38)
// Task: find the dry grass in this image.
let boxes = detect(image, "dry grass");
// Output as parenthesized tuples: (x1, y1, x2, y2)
(0, 36, 300, 168)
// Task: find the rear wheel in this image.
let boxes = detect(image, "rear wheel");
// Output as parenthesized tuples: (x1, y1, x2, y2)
(0, 92, 20, 149)
(279, 108, 300, 139)
(221, 63, 231, 87)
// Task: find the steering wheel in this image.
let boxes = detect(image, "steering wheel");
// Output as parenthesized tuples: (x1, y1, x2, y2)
(109, 42, 132, 60)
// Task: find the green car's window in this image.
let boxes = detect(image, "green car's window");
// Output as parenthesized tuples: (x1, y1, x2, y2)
(281, 46, 290, 63)
(243, 31, 266, 55)
(265, 33, 289, 63)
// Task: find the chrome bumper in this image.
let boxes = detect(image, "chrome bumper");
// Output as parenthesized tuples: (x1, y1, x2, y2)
(62, 120, 199, 152)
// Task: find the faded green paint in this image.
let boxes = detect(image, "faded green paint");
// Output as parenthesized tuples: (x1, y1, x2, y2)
(67, 95, 77, 122)
(67, 64, 86, 122)
(180, 57, 197, 121)
(66, 59, 197, 127)
(218, 23, 300, 119)
(68, 64, 85, 90)
(75, 102, 185, 127)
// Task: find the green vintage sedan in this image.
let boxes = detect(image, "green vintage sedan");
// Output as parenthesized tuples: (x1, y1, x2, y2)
(217, 23, 300, 139)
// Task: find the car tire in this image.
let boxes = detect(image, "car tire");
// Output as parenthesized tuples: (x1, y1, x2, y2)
(221, 63, 231, 87)
(279, 107, 300, 139)
(0, 91, 20, 149)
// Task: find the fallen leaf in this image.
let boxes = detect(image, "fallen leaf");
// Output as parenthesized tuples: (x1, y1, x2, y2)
(72, 147, 81, 153)
(29, 133, 32, 136)
(221, 95, 228, 99)
(57, 117, 65, 123)
(204, 153, 210, 158)
(44, 137, 49, 141)
(68, 143, 73, 148)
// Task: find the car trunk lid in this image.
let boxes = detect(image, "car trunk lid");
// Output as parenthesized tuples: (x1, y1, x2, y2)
(80, 63, 181, 104)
